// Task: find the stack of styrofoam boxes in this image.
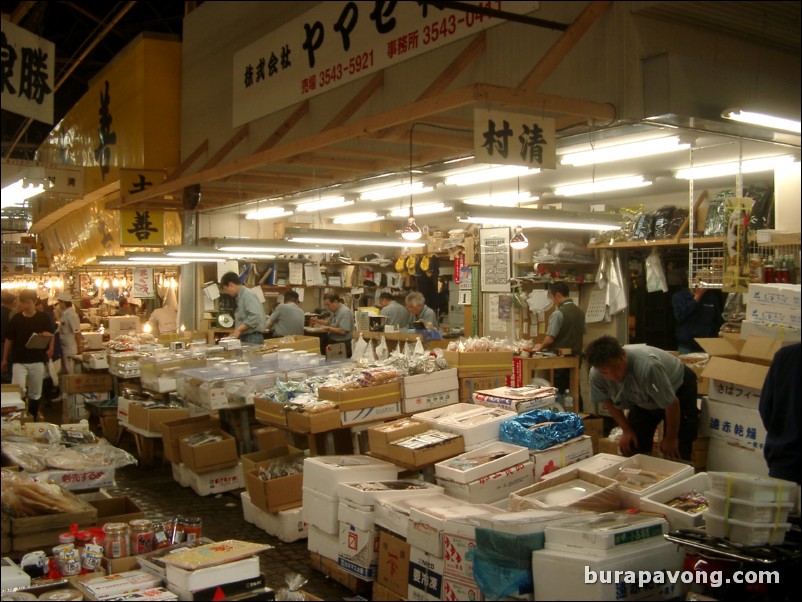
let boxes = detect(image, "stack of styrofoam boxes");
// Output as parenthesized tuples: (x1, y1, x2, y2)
(373, 492, 466, 600)
(407, 504, 503, 601)
(337, 481, 444, 586)
(703, 472, 796, 546)
(472, 509, 580, 601)
(434, 442, 534, 504)
(743, 282, 801, 340)
(240, 490, 307, 543)
(302, 456, 397, 570)
(595, 454, 695, 508)
(638, 472, 712, 530)
(533, 513, 685, 601)
(414, 403, 516, 451)
(402, 368, 459, 415)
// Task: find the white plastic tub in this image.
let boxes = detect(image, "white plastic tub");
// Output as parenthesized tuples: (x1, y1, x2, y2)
(705, 490, 794, 524)
(704, 512, 790, 545)
(708, 472, 797, 503)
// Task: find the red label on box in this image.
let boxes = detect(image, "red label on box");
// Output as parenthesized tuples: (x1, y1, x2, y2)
(506, 357, 524, 388)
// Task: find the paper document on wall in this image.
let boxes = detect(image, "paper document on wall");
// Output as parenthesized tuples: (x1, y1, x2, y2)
(304, 263, 324, 286)
(288, 262, 304, 285)
(203, 283, 220, 302)
(585, 289, 608, 323)
(250, 286, 266, 303)
(217, 260, 239, 281)
(295, 288, 304, 302)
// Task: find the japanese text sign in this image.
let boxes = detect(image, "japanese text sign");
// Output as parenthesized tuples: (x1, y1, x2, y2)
(121, 168, 166, 199)
(121, 209, 165, 246)
(233, 1, 539, 126)
(132, 267, 155, 299)
(1, 20, 54, 123)
(474, 108, 556, 169)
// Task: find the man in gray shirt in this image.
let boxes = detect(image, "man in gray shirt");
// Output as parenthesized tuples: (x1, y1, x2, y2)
(312, 293, 354, 357)
(220, 272, 266, 344)
(586, 335, 699, 460)
(378, 292, 411, 328)
(405, 291, 438, 330)
(267, 291, 305, 337)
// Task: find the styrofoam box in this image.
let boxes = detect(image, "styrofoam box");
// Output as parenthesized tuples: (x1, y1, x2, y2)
(704, 512, 790, 546)
(166, 556, 259, 592)
(303, 487, 340, 535)
(701, 399, 767, 446)
(638, 473, 711, 530)
(541, 453, 627, 481)
(407, 545, 444, 602)
(308, 524, 340, 561)
(337, 480, 443, 508)
(408, 504, 500, 559)
(740, 319, 801, 342)
(746, 302, 801, 328)
(437, 461, 534, 505)
(373, 493, 459, 538)
(338, 499, 375, 531)
(707, 472, 797, 503)
(435, 441, 529, 484)
(443, 510, 504, 581)
(241, 491, 308, 542)
(303, 455, 398, 492)
(117, 396, 132, 424)
(338, 522, 379, 580)
(341, 401, 403, 426)
(707, 438, 769, 477)
(442, 575, 483, 602)
(171, 462, 191, 488)
(531, 435, 594, 482)
(416, 404, 516, 449)
(746, 283, 801, 309)
(403, 389, 459, 414)
(544, 513, 668, 553)
(597, 454, 695, 505)
(241, 490, 262, 526)
(414, 403, 493, 426)
(187, 462, 244, 497)
(403, 368, 459, 399)
(533, 537, 685, 601)
(705, 490, 793, 524)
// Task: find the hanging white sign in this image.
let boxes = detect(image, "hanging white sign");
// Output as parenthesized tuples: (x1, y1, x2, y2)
(474, 108, 556, 169)
(0, 20, 55, 124)
(232, 1, 539, 126)
(132, 267, 155, 299)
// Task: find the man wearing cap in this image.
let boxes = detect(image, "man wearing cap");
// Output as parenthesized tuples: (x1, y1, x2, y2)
(57, 291, 82, 376)
(266, 291, 305, 337)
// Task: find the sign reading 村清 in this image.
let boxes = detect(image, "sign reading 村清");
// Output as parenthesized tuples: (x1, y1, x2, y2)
(474, 108, 556, 169)
(1, 19, 55, 123)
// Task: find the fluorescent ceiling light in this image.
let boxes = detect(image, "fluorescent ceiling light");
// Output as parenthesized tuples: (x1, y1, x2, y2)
(95, 255, 190, 266)
(559, 136, 690, 166)
(443, 164, 540, 186)
(215, 241, 341, 254)
(722, 109, 801, 134)
(332, 212, 385, 225)
(462, 192, 535, 207)
(388, 203, 452, 217)
(674, 155, 796, 180)
(285, 228, 426, 248)
(554, 176, 652, 197)
(359, 182, 433, 201)
(454, 203, 621, 232)
(245, 206, 294, 220)
(163, 247, 277, 261)
(295, 196, 352, 212)
(0, 179, 49, 209)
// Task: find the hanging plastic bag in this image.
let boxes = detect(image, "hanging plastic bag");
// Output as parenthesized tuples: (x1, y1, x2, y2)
(362, 339, 377, 363)
(352, 334, 368, 361)
(413, 338, 425, 359)
(375, 336, 389, 361)
(47, 359, 60, 388)
(276, 572, 308, 601)
(645, 249, 668, 293)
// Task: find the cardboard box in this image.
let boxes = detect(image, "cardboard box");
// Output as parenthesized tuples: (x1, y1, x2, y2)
(437, 461, 534, 504)
(368, 419, 429, 457)
(179, 429, 239, 473)
(696, 335, 783, 366)
(458, 375, 509, 403)
(442, 575, 483, 602)
(254, 426, 291, 450)
(102, 556, 141, 576)
(253, 396, 287, 426)
(60, 373, 113, 394)
(509, 469, 622, 512)
(128, 403, 189, 433)
(701, 398, 767, 447)
(373, 581, 407, 601)
(241, 445, 303, 475)
(245, 464, 304, 513)
(341, 401, 403, 427)
(10, 492, 98, 552)
(318, 382, 402, 412)
(266, 334, 321, 352)
(89, 496, 145, 526)
(160, 415, 218, 464)
(701, 356, 768, 409)
(434, 441, 529, 484)
(383, 432, 465, 468)
(402, 389, 459, 414)
(578, 413, 604, 454)
(338, 522, 380, 580)
(378, 529, 410, 598)
(407, 546, 444, 602)
(402, 370, 459, 413)
(706, 437, 769, 477)
(286, 409, 341, 434)
(530, 435, 594, 481)
(597, 437, 623, 456)
(746, 302, 801, 328)
(443, 351, 514, 377)
(740, 319, 801, 342)
(747, 283, 801, 308)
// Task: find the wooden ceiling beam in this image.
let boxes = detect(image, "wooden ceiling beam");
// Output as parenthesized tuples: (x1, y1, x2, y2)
(280, 154, 379, 173)
(200, 124, 249, 170)
(166, 139, 208, 182)
(325, 72, 384, 129)
(254, 101, 310, 154)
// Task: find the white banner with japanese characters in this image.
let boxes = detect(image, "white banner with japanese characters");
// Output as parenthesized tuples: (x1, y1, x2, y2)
(1, 20, 55, 124)
(233, 1, 539, 126)
(132, 267, 155, 299)
(474, 108, 556, 169)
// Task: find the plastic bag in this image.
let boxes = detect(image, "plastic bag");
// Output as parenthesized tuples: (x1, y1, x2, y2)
(413, 338, 425, 359)
(746, 185, 774, 231)
(352, 334, 368, 361)
(361, 339, 377, 363)
(651, 206, 675, 239)
(375, 336, 389, 362)
(276, 572, 308, 601)
(47, 360, 59, 387)
(704, 193, 730, 237)
(632, 212, 655, 240)
(498, 409, 584, 450)
(645, 249, 668, 293)
(474, 527, 543, 599)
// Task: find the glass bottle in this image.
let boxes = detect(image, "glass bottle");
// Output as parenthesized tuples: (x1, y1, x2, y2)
(103, 523, 130, 559)
(129, 519, 155, 555)
(563, 390, 574, 412)
(152, 521, 172, 549)
(776, 255, 788, 284)
(181, 516, 203, 541)
(170, 517, 186, 545)
(763, 255, 775, 283)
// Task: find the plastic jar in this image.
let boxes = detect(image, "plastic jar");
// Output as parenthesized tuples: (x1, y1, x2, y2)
(181, 516, 203, 541)
(170, 517, 186, 544)
(74, 530, 92, 550)
(103, 522, 130, 559)
(58, 532, 76, 546)
(152, 521, 172, 549)
(129, 519, 155, 555)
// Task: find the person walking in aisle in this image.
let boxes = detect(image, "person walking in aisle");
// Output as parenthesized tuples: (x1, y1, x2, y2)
(532, 281, 585, 395)
(672, 282, 723, 354)
(220, 271, 267, 344)
(585, 335, 699, 460)
(56, 291, 82, 376)
(311, 293, 354, 357)
(405, 291, 438, 330)
(378, 292, 411, 329)
(2, 290, 56, 419)
(1, 291, 15, 383)
(267, 291, 305, 337)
